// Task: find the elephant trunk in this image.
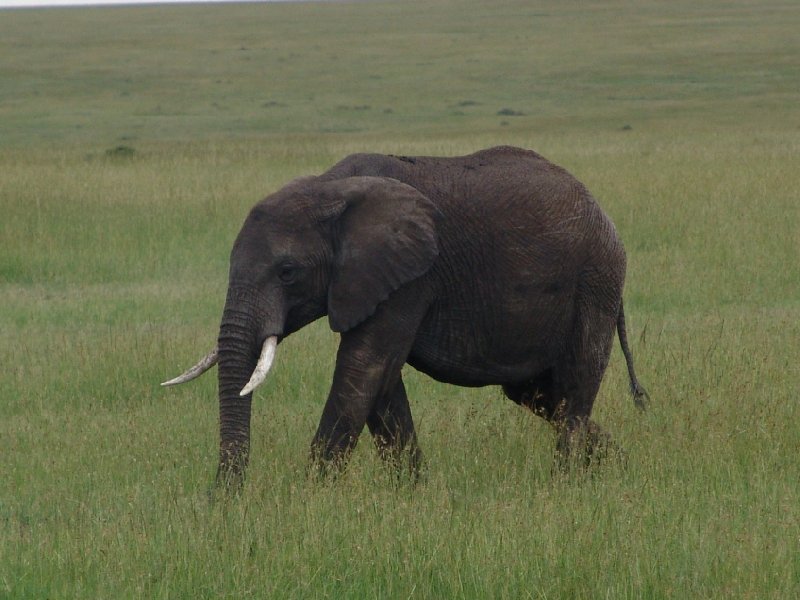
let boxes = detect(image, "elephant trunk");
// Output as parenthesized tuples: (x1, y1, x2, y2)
(216, 289, 263, 485)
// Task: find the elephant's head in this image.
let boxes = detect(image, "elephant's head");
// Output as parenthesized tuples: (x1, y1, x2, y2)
(162, 176, 440, 484)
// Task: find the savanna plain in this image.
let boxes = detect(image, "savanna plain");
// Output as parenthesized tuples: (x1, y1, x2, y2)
(1, 0, 798, 597)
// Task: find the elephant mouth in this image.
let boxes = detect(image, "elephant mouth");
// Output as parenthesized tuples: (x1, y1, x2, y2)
(160, 334, 279, 396)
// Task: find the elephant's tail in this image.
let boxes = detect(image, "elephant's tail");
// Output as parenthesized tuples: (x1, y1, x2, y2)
(617, 299, 649, 411)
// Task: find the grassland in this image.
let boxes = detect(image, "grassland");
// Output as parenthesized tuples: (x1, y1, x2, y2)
(1, 0, 799, 597)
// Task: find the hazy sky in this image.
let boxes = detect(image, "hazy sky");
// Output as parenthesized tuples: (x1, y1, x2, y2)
(0, 0, 295, 7)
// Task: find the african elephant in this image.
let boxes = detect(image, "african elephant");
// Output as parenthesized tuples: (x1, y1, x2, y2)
(163, 146, 648, 485)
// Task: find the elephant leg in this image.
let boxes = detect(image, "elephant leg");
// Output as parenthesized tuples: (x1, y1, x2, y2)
(504, 371, 596, 462)
(552, 414, 620, 472)
(310, 366, 389, 474)
(310, 285, 427, 476)
(506, 296, 623, 469)
(557, 417, 622, 470)
(550, 301, 620, 469)
(366, 376, 423, 479)
(310, 391, 371, 475)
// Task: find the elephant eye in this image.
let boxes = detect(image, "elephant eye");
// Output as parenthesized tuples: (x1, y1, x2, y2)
(277, 264, 297, 283)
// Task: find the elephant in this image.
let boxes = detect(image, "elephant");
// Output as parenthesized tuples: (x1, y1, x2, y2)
(162, 145, 648, 485)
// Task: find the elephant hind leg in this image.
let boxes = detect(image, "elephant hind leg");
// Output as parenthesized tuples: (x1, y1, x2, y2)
(553, 416, 622, 470)
(505, 299, 624, 468)
(550, 297, 623, 468)
(504, 373, 622, 469)
(504, 374, 607, 466)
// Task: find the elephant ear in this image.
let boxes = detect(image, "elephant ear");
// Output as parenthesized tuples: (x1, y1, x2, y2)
(320, 176, 440, 333)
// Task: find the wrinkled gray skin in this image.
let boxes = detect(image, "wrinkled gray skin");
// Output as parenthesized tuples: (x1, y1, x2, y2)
(202, 146, 647, 485)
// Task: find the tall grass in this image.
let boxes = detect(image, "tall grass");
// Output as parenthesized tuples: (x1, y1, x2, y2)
(1, 1, 799, 597)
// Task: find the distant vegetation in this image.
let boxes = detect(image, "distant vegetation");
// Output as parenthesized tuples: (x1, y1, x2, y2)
(1, 1, 798, 598)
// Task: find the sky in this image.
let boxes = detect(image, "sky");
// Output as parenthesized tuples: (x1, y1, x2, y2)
(0, 0, 296, 7)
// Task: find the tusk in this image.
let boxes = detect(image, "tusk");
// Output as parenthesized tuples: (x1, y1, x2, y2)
(161, 346, 219, 387)
(240, 336, 278, 396)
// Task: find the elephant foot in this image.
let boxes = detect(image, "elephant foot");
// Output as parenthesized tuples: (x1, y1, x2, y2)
(308, 437, 354, 481)
(378, 444, 425, 486)
(553, 419, 626, 473)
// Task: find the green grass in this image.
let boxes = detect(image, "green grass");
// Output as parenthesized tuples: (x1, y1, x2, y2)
(1, 0, 799, 597)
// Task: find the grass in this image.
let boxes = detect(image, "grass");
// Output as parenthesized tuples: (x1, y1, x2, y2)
(1, 0, 799, 597)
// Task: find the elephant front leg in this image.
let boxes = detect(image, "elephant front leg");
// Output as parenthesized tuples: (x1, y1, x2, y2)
(310, 281, 429, 476)
(366, 376, 423, 480)
(310, 393, 368, 475)
(310, 326, 415, 476)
